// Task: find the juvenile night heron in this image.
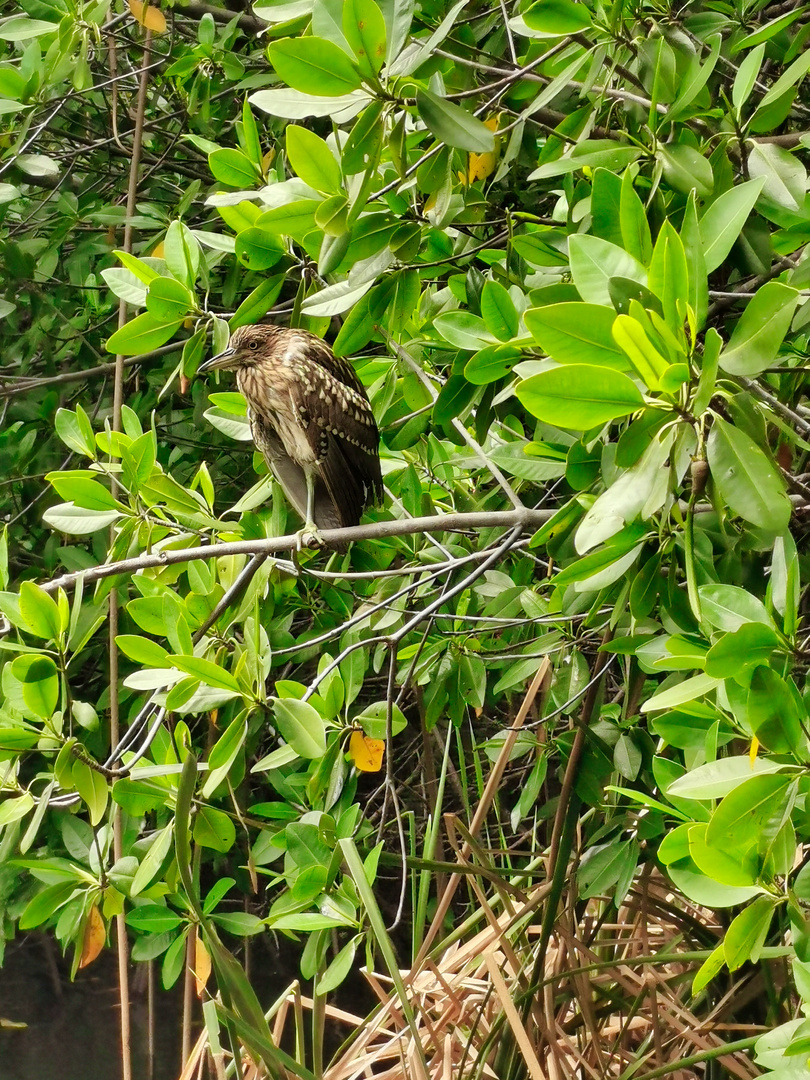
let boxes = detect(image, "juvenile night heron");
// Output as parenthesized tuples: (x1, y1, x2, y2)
(198, 324, 383, 546)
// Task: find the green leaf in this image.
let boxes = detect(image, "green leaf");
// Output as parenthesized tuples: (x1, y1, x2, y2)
(332, 277, 395, 355)
(707, 416, 790, 532)
(343, 100, 385, 174)
(131, 823, 174, 896)
(619, 170, 652, 265)
(19, 581, 62, 640)
(689, 823, 757, 887)
(640, 673, 722, 713)
(480, 280, 519, 341)
(732, 43, 765, 117)
(126, 905, 184, 933)
(747, 667, 804, 755)
(106, 312, 183, 356)
(692, 943, 726, 994)
(19, 881, 75, 930)
(230, 276, 285, 330)
(272, 697, 327, 759)
(286, 126, 342, 194)
(112, 778, 166, 816)
(724, 897, 775, 971)
(748, 142, 806, 212)
(680, 191, 708, 331)
(169, 655, 241, 693)
(590, 168, 623, 247)
(433, 311, 495, 351)
(211, 911, 264, 936)
(235, 228, 287, 271)
(523, 0, 591, 34)
(703, 623, 781, 679)
(529, 143, 642, 181)
(55, 407, 96, 458)
(464, 344, 522, 385)
(342, 0, 386, 77)
(102, 267, 148, 306)
(575, 427, 674, 552)
(43, 503, 122, 534)
(113, 250, 161, 285)
(525, 303, 626, 369)
(611, 315, 669, 388)
(699, 178, 765, 274)
(193, 805, 237, 852)
(667, 756, 786, 800)
(757, 47, 810, 110)
(267, 37, 363, 96)
(257, 200, 322, 241)
(146, 277, 194, 322)
(667, 33, 721, 124)
(353, 700, 407, 740)
(116, 635, 169, 667)
(163, 221, 201, 290)
(736, 10, 805, 51)
(647, 221, 689, 334)
(72, 759, 108, 826)
(209, 148, 260, 188)
(11, 654, 60, 718)
(658, 143, 713, 199)
(567, 235, 647, 307)
(317, 935, 359, 994)
(516, 364, 644, 429)
(706, 773, 795, 860)
(250, 87, 370, 121)
(47, 474, 120, 512)
(718, 282, 799, 376)
(202, 716, 248, 798)
(699, 584, 771, 632)
(416, 90, 495, 153)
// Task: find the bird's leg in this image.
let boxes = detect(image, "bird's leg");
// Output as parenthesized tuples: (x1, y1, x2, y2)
(297, 470, 324, 550)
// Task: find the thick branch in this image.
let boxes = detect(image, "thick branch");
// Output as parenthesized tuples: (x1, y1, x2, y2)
(39, 509, 553, 593)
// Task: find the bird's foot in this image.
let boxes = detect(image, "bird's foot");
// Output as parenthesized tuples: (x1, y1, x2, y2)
(296, 523, 325, 551)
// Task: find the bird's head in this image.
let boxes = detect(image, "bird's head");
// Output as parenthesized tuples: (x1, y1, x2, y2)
(197, 324, 281, 373)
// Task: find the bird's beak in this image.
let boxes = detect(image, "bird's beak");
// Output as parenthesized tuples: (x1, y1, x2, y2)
(198, 347, 236, 374)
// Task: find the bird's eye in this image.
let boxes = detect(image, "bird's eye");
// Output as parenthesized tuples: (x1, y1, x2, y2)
(248, 340, 259, 351)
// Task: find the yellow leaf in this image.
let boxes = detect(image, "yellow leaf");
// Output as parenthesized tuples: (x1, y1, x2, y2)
(151, 241, 165, 258)
(462, 114, 501, 185)
(349, 730, 384, 773)
(128, 0, 167, 34)
(749, 736, 759, 768)
(79, 904, 106, 969)
(194, 933, 212, 997)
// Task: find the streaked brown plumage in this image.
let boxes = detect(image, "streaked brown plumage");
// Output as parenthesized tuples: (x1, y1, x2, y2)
(198, 324, 383, 540)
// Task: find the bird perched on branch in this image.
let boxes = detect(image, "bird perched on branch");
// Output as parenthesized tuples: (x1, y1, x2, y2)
(198, 324, 383, 546)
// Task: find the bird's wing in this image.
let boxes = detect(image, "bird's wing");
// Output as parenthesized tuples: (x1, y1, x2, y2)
(295, 330, 370, 399)
(289, 338, 383, 527)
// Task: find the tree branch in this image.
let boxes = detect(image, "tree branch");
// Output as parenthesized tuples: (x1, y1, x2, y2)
(39, 509, 554, 593)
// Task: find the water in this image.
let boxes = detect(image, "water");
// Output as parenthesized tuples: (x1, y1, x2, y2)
(0, 937, 181, 1080)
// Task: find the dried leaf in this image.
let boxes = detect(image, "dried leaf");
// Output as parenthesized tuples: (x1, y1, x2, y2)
(128, 0, 167, 34)
(79, 904, 106, 969)
(349, 730, 384, 772)
(461, 115, 500, 185)
(194, 933, 212, 997)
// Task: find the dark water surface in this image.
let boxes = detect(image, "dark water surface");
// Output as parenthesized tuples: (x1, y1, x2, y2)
(0, 937, 182, 1080)
(1, 931, 376, 1079)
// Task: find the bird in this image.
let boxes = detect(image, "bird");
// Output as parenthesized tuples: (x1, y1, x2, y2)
(198, 323, 383, 546)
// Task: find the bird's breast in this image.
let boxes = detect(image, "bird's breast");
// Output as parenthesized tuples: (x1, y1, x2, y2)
(238, 366, 317, 469)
